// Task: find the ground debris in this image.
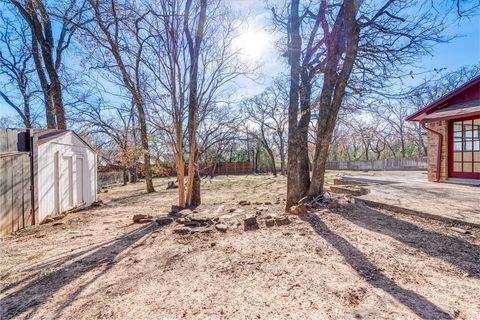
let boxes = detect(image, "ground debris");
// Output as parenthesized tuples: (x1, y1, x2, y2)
(451, 226, 469, 234)
(166, 181, 178, 189)
(133, 214, 155, 223)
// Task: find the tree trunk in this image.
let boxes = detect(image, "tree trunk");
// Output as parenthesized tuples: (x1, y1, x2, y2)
(308, 1, 360, 197)
(175, 130, 185, 207)
(184, 0, 207, 207)
(136, 99, 155, 193)
(279, 138, 286, 175)
(31, 36, 56, 128)
(285, 0, 302, 210)
(298, 72, 312, 193)
(122, 166, 128, 185)
(264, 145, 277, 177)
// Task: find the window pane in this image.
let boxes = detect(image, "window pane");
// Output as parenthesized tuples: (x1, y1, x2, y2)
(465, 129, 473, 139)
(474, 162, 480, 173)
(454, 131, 462, 138)
(454, 122, 462, 131)
(475, 151, 480, 162)
(454, 152, 462, 161)
(454, 142, 462, 151)
(463, 162, 472, 172)
(464, 152, 472, 161)
(474, 140, 480, 151)
(454, 162, 462, 172)
(464, 141, 473, 151)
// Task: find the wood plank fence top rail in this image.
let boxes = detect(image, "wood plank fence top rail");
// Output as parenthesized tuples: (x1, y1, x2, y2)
(326, 157, 428, 171)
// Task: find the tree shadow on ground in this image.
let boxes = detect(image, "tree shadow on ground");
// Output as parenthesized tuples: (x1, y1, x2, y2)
(301, 213, 452, 319)
(0, 223, 159, 319)
(335, 205, 480, 278)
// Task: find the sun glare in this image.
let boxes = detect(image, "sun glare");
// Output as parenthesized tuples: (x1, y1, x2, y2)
(234, 27, 270, 62)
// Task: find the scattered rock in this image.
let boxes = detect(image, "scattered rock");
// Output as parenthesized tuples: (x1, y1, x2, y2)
(265, 219, 275, 227)
(275, 215, 290, 226)
(215, 224, 228, 232)
(228, 208, 236, 213)
(178, 209, 193, 217)
(173, 227, 191, 235)
(191, 227, 213, 234)
(155, 216, 174, 226)
(133, 214, 155, 223)
(451, 226, 469, 234)
(238, 200, 251, 206)
(177, 218, 201, 227)
(289, 204, 308, 215)
(244, 214, 258, 228)
(52, 222, 65, 226)
(170, 205, 181, 214)
(326, 200, 339, 210)
(264, 201, 272, 205)
(41, 217, 55, 224)
(91, 200, 103, 207)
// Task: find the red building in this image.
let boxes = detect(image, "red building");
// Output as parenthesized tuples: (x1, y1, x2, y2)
(407, 76, 480, 181)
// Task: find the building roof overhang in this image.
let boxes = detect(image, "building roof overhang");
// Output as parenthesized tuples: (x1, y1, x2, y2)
(406, 76, 480, 122)
(421, 99, 480, 123)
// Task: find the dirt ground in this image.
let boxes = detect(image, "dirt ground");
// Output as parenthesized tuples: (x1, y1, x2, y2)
(1, 173, 479, 319)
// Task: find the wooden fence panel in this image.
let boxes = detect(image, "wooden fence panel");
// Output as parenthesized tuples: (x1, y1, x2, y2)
(0, 129, 33, 235)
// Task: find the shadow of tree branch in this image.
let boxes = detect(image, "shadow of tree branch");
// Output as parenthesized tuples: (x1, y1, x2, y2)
(301, 213, 452, 319)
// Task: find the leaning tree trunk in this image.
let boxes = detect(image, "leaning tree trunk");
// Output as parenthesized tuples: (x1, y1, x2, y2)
(308, 1, 360, 197)
(285, 0, 303, 210)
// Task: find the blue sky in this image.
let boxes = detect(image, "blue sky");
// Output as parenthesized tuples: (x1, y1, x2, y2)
(1, 1, 479, 120)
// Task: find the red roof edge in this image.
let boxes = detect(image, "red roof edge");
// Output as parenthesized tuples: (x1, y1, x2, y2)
(406, 75, 480, 122)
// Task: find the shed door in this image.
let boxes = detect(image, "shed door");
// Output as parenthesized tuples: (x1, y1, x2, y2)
(449, 117, 480, 179)
(76, 157, 84, 205)
(60, 155, 74, 212)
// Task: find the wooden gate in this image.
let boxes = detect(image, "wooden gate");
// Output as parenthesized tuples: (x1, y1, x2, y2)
(0, 129, 34, 235)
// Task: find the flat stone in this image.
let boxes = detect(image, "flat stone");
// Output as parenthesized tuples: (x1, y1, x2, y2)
(289, 204, 308, 215)
(264, 201, 272, 205)
(275, 215, 290, 226)
(41, 217, 55, 224)
(178, 209, 193, 217)
(265, 219, 275, 227)
(215, 224, 228, 232)
(238, 200, 251, 206)
(191, 227, 213, 234)
(133, 214, 154, 223)
(155, 216, 174, 226)
(244, 214, 258, 228)
(170, 205, 181, 214)
(173, 227, 191, 235)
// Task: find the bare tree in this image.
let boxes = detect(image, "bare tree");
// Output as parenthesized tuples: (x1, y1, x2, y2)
(0, 9, 37, 127)
(274, 0, 448, 207)
(9, 0, 87, 129)
(83, 0, 155, 193)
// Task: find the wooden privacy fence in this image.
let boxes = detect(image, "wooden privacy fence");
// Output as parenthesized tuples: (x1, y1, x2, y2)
(153, 161, 253, 177)
(0, 129, 36, 235)
(325, 157, 428, 171)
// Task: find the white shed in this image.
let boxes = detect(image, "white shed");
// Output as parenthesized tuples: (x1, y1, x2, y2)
(35, 129, 97, 221)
